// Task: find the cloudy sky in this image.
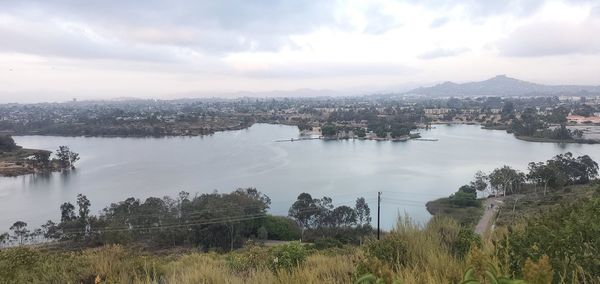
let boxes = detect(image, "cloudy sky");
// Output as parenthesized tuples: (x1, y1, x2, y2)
(1, 0, 599, 102)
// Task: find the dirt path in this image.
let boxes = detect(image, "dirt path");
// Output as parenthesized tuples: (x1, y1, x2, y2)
(475, 198, 501, 235)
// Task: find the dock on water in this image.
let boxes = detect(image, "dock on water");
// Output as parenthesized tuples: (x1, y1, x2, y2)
(275, 137, 322, 142)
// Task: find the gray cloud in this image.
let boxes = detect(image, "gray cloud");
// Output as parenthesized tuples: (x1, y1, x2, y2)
(418, 47, 469, 59)
(498, 17, 600, 57)
(0, 19, 184, 62)
(0, 0, 340, 59)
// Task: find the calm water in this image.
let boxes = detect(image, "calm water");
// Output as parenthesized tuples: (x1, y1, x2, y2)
(2, 124, 600, 231)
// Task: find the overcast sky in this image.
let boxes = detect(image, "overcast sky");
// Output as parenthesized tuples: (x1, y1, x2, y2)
(1, 0, 599, 102)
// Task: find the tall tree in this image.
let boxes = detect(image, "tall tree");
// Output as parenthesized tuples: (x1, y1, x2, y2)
(31, 151, 51, 169)
(331, 206, 357, 227)
(0, 232, 9, 246)
(10, 221, 29, 245)
(355, 197, 372, 226)
(488, 166, 525, 196)
(77, 194, 91, 236)
(41, 220, 61, 240)
(471, 170, 488, 196)
(56, 146, 80, 169)
(60, 202, 76, 222)
(289, 193, 318, 241)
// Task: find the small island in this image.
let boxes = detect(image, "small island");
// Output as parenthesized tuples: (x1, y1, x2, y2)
(0, 135, 79, 177)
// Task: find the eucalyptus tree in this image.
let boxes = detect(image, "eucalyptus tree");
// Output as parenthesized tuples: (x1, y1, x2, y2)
(9, 221, 29, 245)
(355, 197, 372, 226)
(488, 166, 525, 196)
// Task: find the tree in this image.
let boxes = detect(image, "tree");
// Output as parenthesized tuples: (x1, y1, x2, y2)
(41, 220, 61, 240)
(355, 128, 366, 138)
(321, 124, 338, 137)
(550, 124, 572, 140)
(69, 151, 80, 168)
(471, 171, 488, 196)
(330, 206, 357, 227)
(77, 194, 91, 221)
(289, 193, 318, 241)
(511, 108, 544, 137)
(0, 232, 9, 246)
(501, 101, 515, 120)
(488, 166, 525, 196)
(60, 202, 76, 223)
(10, 221, 29, 245)
(355, 197, 372, 226)
(374, 127, 387, 138)
(527, 162, 564, 196)
(31, 151, 51, 169)
(264, 216, 301, 241)
(0, 135, 18, 152)
(257, 226, 268, 241)
(315, 196, 334, 227)
(55, 146, 80, 169)
(548, 152, 598, 184)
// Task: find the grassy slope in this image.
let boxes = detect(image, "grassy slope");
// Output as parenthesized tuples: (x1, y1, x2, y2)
(2, 184, 597, 283)
(495, 183, 598, 227)
(425, 198, 484, 228)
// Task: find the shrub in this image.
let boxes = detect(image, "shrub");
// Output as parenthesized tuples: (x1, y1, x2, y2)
(0, 247, 41, 281)
(226, 245, 270, 274)
(498, 197, 600, 282)
(364, 234, 408, 267)
(264, 215, 301, 241)
(269, 241, 308, 272)
(313, 237, 344, 250)
(523, 255, 553, 284)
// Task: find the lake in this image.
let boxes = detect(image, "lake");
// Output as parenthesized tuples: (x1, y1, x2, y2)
(1, 123, 600, 231)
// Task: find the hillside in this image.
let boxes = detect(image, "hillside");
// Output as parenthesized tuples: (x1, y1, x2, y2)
(406, 75, 600, 97)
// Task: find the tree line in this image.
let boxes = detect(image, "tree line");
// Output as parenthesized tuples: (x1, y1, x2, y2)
(1, 189, 372, 251)
(448, 152, 598, 207)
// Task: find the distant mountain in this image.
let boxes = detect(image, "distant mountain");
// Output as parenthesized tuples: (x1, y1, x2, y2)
(406, 75, 600, 97)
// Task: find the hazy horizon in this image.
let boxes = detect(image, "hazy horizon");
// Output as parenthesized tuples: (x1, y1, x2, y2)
(2, 0, 600, 103)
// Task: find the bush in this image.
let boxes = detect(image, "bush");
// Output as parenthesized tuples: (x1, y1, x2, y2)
(313, 237, 344, 250)
(0, 247, 41, 281)
(226, 245, 270, 274)
(264, 215, 301, 241)
(453, 228, 480, 258)
(498, 197, 600, 282)
(364, 234, 408, 267)
(269, 242, 308, 272)
(450, 190, 478, 207)
(0, 135, 18, 152)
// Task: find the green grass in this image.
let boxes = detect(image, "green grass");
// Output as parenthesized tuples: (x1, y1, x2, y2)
(0, 148, 42, 162)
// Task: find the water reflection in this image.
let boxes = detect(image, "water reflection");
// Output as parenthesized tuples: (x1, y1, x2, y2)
(29, 172, 52, 186)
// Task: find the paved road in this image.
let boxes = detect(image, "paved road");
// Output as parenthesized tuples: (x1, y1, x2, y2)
(475, 198, 501, 235)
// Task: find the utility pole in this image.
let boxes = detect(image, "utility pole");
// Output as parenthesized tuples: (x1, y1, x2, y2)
(377, 191, 381, 240)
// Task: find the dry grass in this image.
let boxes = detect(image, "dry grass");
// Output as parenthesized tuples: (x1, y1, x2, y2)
(0, 217, 498, 284)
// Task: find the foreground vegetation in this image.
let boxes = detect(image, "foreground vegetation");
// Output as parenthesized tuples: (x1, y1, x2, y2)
(2, 197, 598, 284)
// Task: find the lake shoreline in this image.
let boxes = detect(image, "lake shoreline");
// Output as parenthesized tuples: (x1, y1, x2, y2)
(0, 148, 57, 177)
